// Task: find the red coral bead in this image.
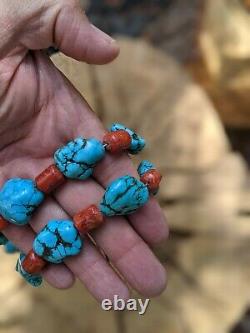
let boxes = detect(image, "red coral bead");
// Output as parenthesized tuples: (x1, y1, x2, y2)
(73, 205, 104, 234)
(22, 250, 47, 274)
(0, 216, 8, 231)
(140, 169, 162, 194)
(35, 164, 65, 194)
(103, 130, 131, 154)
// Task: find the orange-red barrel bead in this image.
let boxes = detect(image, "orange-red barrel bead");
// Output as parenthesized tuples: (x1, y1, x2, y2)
(22, 250, 47, 275)
(103, 130, 131, 154)
(73, 205, 104, 234)
(0, 216, 8, 231)
(140, 169, 162, 194)
(35, 164, 65, 194)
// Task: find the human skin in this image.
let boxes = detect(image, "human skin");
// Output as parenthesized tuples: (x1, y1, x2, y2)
(0, 0, 169, 301)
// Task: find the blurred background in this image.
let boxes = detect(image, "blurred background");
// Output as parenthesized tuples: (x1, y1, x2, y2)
(2, 1, 250, 332)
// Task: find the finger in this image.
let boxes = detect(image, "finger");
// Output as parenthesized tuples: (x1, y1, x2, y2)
(55, 179, 167, 297)
(29, 196, 130, 302)
(2, 160, 129, 299)
(51, 88, 169, 246)
(2, 224, 75, 289)
(32, 51, 168, 247)
(54, 2, 119, 64)
(91, 216, 167, 297)
(0, 166, 74, 289)
(65, 240, 130, 302)
(53, 85, 169, 245)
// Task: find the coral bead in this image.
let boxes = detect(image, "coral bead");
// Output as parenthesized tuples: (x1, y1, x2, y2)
(0, 216, 8, 231)
(73, 205, 104, 234)
(16, 253, 43, 287)
(35, 164, 65, 194)
(103, 130, 132, 154)
(22, 250, 46, 274)
(140, 169, 162, 194)
(110, 123, 146, 154)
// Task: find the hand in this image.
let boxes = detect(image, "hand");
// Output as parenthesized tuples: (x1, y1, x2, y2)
(0, 0, 168, 301)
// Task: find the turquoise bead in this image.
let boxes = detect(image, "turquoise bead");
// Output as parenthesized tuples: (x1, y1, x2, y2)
(110, 123, 145, 154)
(54, 137, 105, 180)
(0, 233, 8, 245)
(100, 175, 149, 216)
(33, 220, 83, 264)
(137, 160, 156, 176)
(16, 253, 43, 287)
(5, 241, 18, 254)
(0, 179, 45, 225)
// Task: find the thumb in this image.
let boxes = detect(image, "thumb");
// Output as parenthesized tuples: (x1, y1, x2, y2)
(53, 3, 119, 64)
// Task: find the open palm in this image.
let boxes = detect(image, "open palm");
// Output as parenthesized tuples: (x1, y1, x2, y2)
(0, 0, 168, 301)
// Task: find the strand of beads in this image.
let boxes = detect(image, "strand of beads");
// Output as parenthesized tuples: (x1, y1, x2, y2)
(0, 124, 145, 231)
(16, 161, 162, 287)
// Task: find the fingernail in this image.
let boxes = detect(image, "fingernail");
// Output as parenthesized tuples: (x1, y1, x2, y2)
(90, 24, 116, 44)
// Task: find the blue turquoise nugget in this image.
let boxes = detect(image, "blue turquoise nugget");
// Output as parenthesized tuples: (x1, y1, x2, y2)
(110, 123, 146, 154)
(33, 220, 83, 264)
(54, 137, 105, 180)
(137, 160, 156, 176)
(0, 233, 8, 245)
(0, 179, 45, 225)
(100, 175, 149, 216)
(5, 241, 18, 254)
(16, 253, 43, 287)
